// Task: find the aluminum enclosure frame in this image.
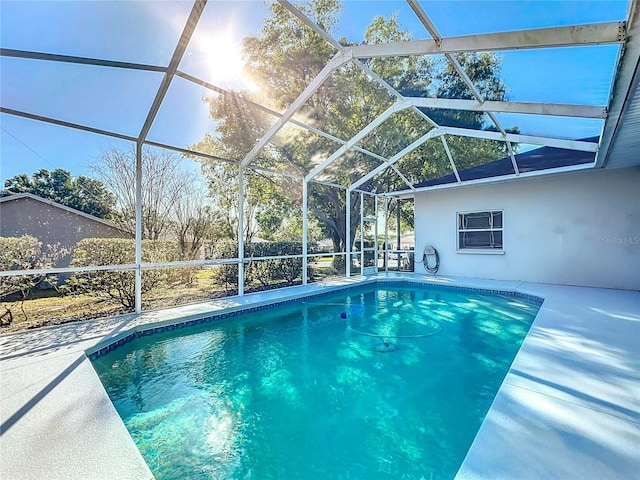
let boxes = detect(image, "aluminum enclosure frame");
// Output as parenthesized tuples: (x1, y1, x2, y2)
(0, 0, 634, 313)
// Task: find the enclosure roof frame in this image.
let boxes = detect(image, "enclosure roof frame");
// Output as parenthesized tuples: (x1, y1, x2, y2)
(0, 0, 635, 196)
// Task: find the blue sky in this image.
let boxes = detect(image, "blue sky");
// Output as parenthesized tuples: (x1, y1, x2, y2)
(0, 0, 631, 184)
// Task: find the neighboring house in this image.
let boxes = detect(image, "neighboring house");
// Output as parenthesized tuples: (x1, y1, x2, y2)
(0, 192, 128, 267)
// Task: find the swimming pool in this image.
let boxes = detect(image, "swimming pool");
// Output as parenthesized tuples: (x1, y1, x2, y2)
(91, 283, 541, 479)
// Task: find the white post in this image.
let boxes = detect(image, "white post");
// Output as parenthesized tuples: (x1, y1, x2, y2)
(238, 165, 245, 296)
(384, 196, 389, 273)
(396, 198, 402, 270)
(374, 194, 379, 273)
(345, 190, 351, 277)
(134, 142, 143, 314)
(360, 191, 364, 275)
(302, 179, 308, 285)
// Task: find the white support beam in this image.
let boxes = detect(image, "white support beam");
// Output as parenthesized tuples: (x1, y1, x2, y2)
(0, 106, 242, 166)
(238, 165, 245, 296)
(309, 179, 347, 190)
(409, 97, 607, 118)
(440, 126, 600, 152)
(177, 69, 387, 163)
(408, 162, 595, 195)
(249, 165, 303, 180)
(345, 191, 351, 277)
(302, 180, 308, 285)
(144, 140, 237, 165)
(440, 136, 461, 183)
(449, 58, 484, 101)
(374, 195, 379, 272)
(355, 62, 402, 101)
(390, 165, 417, 192)
(384, 196, 389, 273)
(276, 0, 440, 159)
(351, 58, 440, 128)
(306, 100, 411, 181)
(359, 191, 364, 274)
(277, 1, 404, 107)
(277, 0, 342, 49)
(407, 0, 507, 135)
(354, 61, 441, 130)
(506, 141, 520, 175)
(241, 50, 351, 167)
(134, 142, 143, 314)
(349, 128, 442, 191)
(0, 264, 138, 278)
(406, 0, 443, 45)
(0, 48, 166, 73)
(487, 111, 507, 135)
(138, 0, 206, 143)
(349, 22, 625, 58)
(1, 107, 137, 142)
(352, 39, 442, 134)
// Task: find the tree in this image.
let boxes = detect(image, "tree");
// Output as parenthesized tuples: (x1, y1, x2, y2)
(3, 168, 115, 219)
(67, 238, 180, 309)
(193, 1, 513, 259)
(193, 0, 367, 258)
(308, 184, 360, 254)
(192, 136, 303, 246)
(92, 148, 186, 240)
(91, 148, 215, 255)
(171, 187, 220, 261)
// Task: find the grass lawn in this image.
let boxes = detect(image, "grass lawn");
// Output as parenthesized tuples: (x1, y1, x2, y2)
(1, 264, 344, 333)
(1, 293, 128, 332)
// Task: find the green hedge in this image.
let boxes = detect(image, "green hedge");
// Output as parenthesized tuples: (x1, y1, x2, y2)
(246, 242, 304, 286)
(211, 240, 311, 290)
(66, 238, 180, 309)
(65, 238, 314, 308)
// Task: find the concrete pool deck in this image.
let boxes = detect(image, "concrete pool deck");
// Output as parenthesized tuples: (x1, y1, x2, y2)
(0, 274, 638, 479)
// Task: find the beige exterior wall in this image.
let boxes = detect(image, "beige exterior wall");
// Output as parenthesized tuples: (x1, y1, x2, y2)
(414, 166, 640, 290)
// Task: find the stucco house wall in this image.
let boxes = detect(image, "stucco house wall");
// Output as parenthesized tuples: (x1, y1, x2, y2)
(0, 193, 128, 266)
(414, 166, 640, 290)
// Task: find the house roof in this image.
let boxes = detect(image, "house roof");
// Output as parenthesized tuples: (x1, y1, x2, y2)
(407, 138, 599, 190)
(596, 2, 640, 170)
(0, 192, 121, 230)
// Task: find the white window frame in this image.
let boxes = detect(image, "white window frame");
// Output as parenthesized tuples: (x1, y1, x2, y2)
(456, 210, 504, 254)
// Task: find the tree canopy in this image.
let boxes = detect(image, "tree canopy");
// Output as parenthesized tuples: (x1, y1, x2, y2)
(91, 147, 223, 259)
(3, 168, 115, 219)
(192, 0, 514, 253)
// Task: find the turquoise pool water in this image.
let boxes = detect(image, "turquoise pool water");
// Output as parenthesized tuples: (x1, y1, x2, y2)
(92, 285, 541, 479)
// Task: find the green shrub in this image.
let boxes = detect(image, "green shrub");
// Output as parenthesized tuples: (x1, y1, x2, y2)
(246, 242, 305, 285)
(0, 235, 66, 325)
(66, 238, 180, 309)
(210, 239, 239, 292)
(210, 240, 311, 290)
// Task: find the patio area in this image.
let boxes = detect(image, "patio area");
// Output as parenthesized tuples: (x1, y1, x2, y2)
(1, 274, 638, 479)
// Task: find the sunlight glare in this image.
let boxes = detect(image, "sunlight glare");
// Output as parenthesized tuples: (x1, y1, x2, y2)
(202, 30, 258, 92)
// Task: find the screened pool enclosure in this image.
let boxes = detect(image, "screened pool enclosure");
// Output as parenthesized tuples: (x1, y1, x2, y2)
(1, 0, 638, 324)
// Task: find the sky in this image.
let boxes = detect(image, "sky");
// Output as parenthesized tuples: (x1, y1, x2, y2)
(0, 0, 631, 185)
